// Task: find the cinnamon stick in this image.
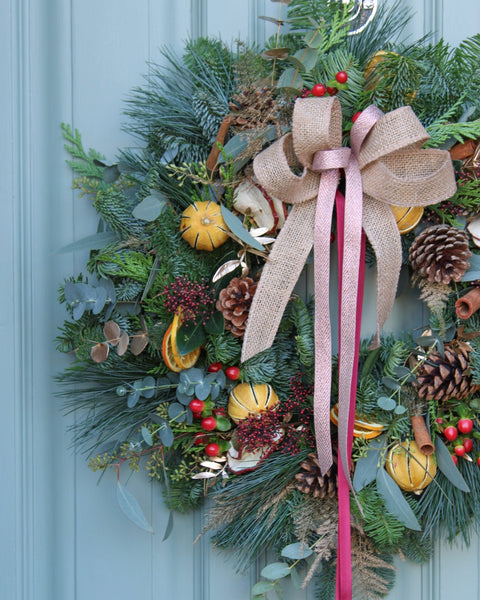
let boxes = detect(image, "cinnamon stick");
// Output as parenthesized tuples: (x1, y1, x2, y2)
(206, 115, 234, 172)
(449, 139, 477, 161)
(410, 415, 434, 456)
(455, 288, 480, 319)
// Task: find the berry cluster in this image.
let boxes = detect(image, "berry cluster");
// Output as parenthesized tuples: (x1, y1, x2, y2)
(301, 71, 348, 99)
(161, 276, 215, 322)
(436, 414, 479, 465)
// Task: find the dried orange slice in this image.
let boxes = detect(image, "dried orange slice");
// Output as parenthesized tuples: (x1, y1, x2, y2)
(162, 313, 201, 372)
(330, 404, 386, 439)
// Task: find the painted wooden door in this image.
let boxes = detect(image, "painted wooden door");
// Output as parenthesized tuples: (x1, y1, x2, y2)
(2, 1, 480, 599)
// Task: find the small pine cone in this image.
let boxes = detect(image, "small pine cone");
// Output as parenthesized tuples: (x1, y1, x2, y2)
(409, 224, 472, 284)
(294, 453, 338, 499)
(216, 277, 257, 338)
(416, 340, 479, 402)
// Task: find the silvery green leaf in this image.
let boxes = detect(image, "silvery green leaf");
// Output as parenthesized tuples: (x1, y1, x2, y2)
(158, 422, 174, 447)
(132, 192, 167, 221)
(435, 436, 470, 492)
(72, 301, 86, 320)
(195, 380, 211, 401)
(394, 404, 408, 415)
(281, 542, 313, 560)
(252, 581, 274, 595)
(293, 46, 318, 70)
(56, 231, 120, 254)
(127, 390, 140, 408)
(220, 205, 265, 252)
(168, 402, 185, 422)
(277, 67, 304, 91)
(176, 390, 193, 405)
(92, 285, 107, 314)
(141, 426, 153, 446)
(261, 562, 291, 580)
(116, 481, 154, 533)
(353, 436, 385, 491)
(376, 468, 421, 531)
(141, 375, 156, 399)
(377, 396, 397, 411)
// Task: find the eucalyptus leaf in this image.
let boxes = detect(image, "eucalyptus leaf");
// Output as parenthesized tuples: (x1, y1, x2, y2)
(162, 510, 174, 541)
(132, 193, 167, 221)
(286, 56, 306, 71)
(72, 301, 86, 320)
(63, 281, 79, 304)
(92, 286, 107, 314)
(116, 481, 154, 533)
(176, 389, 193, 405)
(381, 377, 401, 392)
(127, 390, 140, 408)
(103, 164, 120, 183)
(261, 562, 291, 580)
(220, 205, 265, 252)
(376, 468, 422, 531)
(141, 426, 153, 446)
(435, 436, 470, 492)
(141, 375, 156, 399)
(281, 542, 313, 560)
(251, 581, 275, 595)
(168, 402, 186, 422)
(57, 231, 120, 254)
(277, 67, 304, 91)
(414, 335, 437, 347)
(462, 254, 480, 281)
(353, 436, 384, 491)
(290, 566, 302, 590)
(304, 29, 322, 48)
(392, 366, 413, 380)
(210, 384, 220, 401)
(293, 46, 318, 71)
(394, 404, 408, 415)
(377, 396, 397, 411)
(194, 380, 212, 401)
(158, 422, 174, 447)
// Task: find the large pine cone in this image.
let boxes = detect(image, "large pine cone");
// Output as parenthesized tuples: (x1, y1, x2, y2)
(216, 276, 257, 338)
(295, 453, 338, 499)
(409, 224, 472, 284)
(416, 340, 479, 402)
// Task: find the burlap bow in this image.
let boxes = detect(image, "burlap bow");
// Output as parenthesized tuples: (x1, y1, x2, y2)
(241, 96, 456, 478)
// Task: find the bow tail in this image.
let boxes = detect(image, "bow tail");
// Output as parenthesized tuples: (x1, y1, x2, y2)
(362, 196, 403, 349)
(241, 200, 317, 363)
(313, 171, 338, 474)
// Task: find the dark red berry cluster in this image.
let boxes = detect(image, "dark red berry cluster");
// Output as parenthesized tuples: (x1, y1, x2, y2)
(235, 409, 281, 451)
(277, 374, 315, 455)
(161, 276, 215, 322)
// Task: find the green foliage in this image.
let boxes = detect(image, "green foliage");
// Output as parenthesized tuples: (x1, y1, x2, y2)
(289, 296, 315, 368)
(61, 123, 105, 181)
(93, 187, 145, 239)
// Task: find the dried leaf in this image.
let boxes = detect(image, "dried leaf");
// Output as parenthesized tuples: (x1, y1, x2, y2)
(261, 48, 290, 60)
(103, 320, 121, 345)
(117, 330, 129, 356)
(200, 461, 223, 470)
(192, 472, 217, 480)
(212, 260, 243, 283)
(130, 331, 149, 355)
(90, 342, 109, 363)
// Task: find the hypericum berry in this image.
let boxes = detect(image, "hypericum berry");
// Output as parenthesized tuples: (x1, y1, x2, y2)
(454, 444, 466, 457)
(352, 111, 362, 123)
(444, 426, 458, 441)
(207, 362, 223, 373)
(477, 456, 480, 467)
(201, 416, 217, 431)
(189, 399, 205, 414)
(435, 417, 444, 424)
(463, 438, 474, 452)
(458, 418, 474, 434)
(335, 71, 348, 84)
(193, 433, 208, 446)
(213, 407, 226, 417)
(452, 454, 458, 466)
(205, 442, 220, 457)
(312, 83, 326, 97)
(225, 366, 241, 380)
(326, 86, 338, 95)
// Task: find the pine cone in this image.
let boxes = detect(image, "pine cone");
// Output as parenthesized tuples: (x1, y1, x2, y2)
(409, 224, 472, 284)
(216, 277, 257, 338)
(416, 340, 479, 402)
(295, 453, 338, 499)
(229, 87, 279, 131)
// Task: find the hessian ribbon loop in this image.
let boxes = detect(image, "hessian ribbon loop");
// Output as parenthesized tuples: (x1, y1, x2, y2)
(241, 95, 456, 475)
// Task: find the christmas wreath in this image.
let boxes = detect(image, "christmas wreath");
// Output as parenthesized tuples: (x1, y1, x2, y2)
(56, 1, 480, 599)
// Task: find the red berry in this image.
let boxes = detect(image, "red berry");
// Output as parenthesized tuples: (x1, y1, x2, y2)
(336, 71, 348, 84)
(444, 426, 458, 441)
(312, 83, 326, 97)
(477, 457, 480, 467)
(213, 407, 226, 417)
(452, 454, 458, 466)
(352, 111, 362, 123)
(326, 86, 338, 95)
(458, 418, 473, 434)
(454, 444, 466, 457)
(193, 433, 208, 446)
(225, 366, 241, 380)
(201, 416, 217, 431)
(205, 443, 220, 457)
(435, 417, 443, 424)
(207, 362, 223, 373)
(189, 399, 205, 413)
(463, 438, 474, 452)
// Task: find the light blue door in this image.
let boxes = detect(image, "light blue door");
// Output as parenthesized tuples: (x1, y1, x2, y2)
(2, 1, 479, 599)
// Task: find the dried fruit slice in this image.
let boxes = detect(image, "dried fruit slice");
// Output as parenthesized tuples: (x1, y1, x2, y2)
(330, 404, 386, 439)
(162, 313, 201, 372)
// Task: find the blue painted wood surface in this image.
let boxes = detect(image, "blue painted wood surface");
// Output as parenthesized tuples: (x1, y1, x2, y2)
(1, 1, 479, 599)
